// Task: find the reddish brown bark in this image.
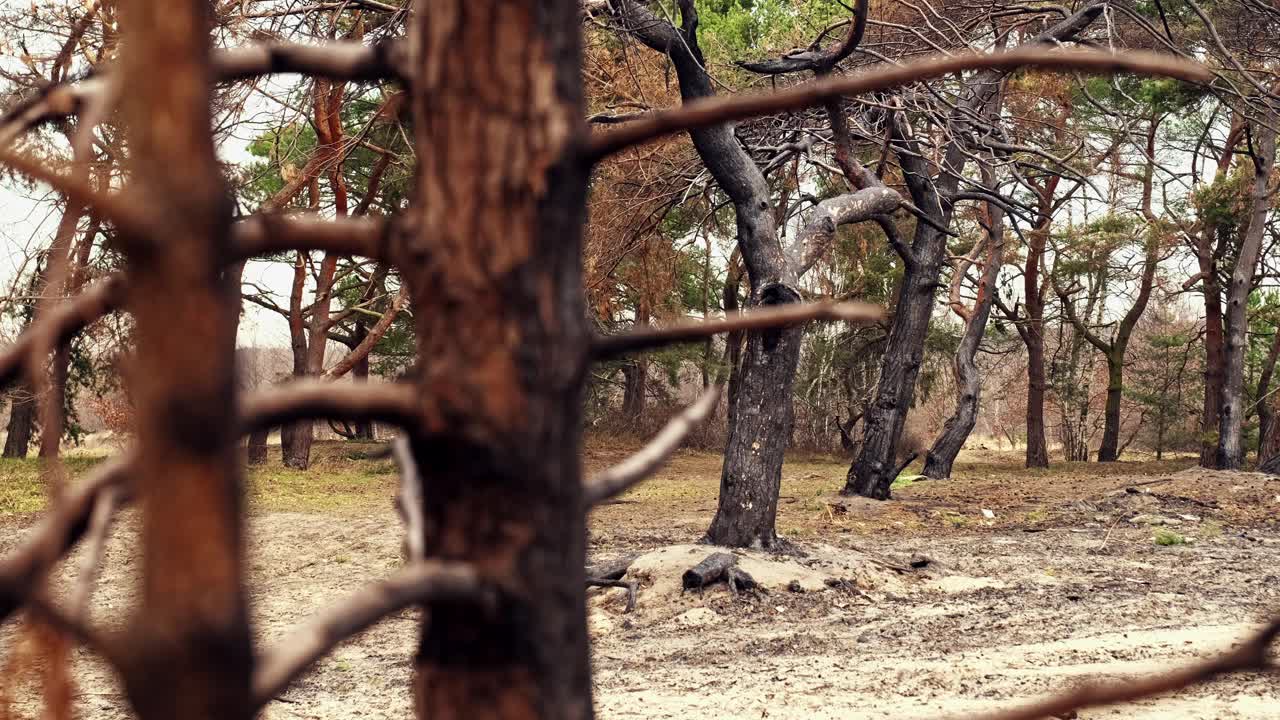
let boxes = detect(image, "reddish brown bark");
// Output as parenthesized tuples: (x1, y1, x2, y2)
(114, 2, 252, 718)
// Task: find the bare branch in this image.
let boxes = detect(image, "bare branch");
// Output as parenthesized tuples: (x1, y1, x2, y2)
(960, 617, 1280, 720)
(585, 48, 1211, 162)
(68, 485, 125, 620)
(584, 385, 723, 507)
(390, 437, 426, 563)
(252, 561, 483, 707)
(0, 276, 124, 391)
(240, 380, 420, 433)
(0, 456, 131, 625)
(591, 301, 883, 360)
(215, 41, 406, 84)
(324, 287, 409, 379)
(229, 214, 393, 264)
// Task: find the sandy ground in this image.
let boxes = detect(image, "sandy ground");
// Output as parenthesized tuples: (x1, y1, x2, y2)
(1, 446, 1278, 718)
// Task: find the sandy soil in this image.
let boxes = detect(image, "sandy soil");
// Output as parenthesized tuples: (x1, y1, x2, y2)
(1, 446, 1278, 718)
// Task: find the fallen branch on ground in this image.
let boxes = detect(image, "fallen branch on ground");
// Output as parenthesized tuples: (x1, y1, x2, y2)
(591, 302, 881, 360)
(583, 386, 722, 507)
(252, 560, 483, 707)
(585, 48, 1211, 161)
(585, 578, 638, 613)
(682, 552, 757, 594)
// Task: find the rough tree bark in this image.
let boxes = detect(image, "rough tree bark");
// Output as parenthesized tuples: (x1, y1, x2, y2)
(114, 1, 253, 717)
(846, 5, 1104, 499)
(395, 2, 594, 716)
(1217, 119, 1277, 469)
(3, 391, 36, 459)
(923, 167, 1004, 480)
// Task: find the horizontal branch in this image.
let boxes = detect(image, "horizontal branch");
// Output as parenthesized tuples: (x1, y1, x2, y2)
(585, 48, 1211, 162)
(0, 455, 131, 624)
(591, 301, 883, 361)
(960, 617, 1280, 720)
(584, 385, 722, 507)
(252, 561, 482, 707)
(1, 41, 404, 143)
(239, 380, 419, 433)
(0, 275, 124, 391)
(215, 40, 406, 84)
(229, 214, 393, 264)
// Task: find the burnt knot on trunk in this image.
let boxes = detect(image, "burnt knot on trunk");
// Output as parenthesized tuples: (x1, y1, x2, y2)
(758, 283, 801, 352)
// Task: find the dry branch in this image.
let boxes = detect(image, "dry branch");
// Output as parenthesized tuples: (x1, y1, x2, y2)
(959, 617, 1280, 720)
(252, 561, 482, 707)
(0, 456, 131, 624)
(390, 437, 426, 563)
(585, 49, 1211, 161)
(583, 385, 722, 507)
(229, 214, 392, 264)
(0, 276, 124, 391)
(591, 301, 882, 360)
(239, 380, 420, 433)
(214, 41, 405, 83)
(69, 485, 125, 619)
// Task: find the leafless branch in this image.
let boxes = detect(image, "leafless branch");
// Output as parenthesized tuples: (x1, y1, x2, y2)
(215, 41, 406, 84)
(69, 485, 125, 620)
(959, 617, 1280, 720)
(0, 149, 152, 237)
(584, 385, 723, 507)
(390, 438, 426, 562)
(239, 380, 420, 433)
(251, 561, 483, 707)
(591, 301, 883, 360)
(585, 48, 1211, 162)
(0, 276, 124, 391)
(229, 214, 393, 264)
(0, 456, 131, 625)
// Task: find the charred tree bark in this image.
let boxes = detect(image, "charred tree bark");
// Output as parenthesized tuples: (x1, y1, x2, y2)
(924, 178, 1004, 480)
(397, 3, 594, 718)
(1218, 120, 1277, 469)
(115, 1, 253, 717)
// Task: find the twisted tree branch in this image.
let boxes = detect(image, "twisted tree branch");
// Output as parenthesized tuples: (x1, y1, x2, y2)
(240, 380, 420, 433)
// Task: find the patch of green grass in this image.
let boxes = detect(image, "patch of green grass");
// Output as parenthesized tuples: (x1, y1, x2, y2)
(892, 473, 925, 490)
(943, 513, 969, 528)
(1154, 528, 1189, 546)
(0, 455, 112, 515)
(1025, 507, 1048, 524)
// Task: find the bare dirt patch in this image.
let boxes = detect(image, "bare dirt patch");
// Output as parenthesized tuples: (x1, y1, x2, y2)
(0, 445, 1278, 718)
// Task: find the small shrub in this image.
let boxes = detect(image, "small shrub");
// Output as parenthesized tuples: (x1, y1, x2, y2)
(1154, 528, 1189, 546)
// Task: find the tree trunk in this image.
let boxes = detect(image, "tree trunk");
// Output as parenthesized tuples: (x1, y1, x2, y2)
(3, 389, 36, 458)
(1217, 122, 1276, 469)
(351, 320, 375, 440)
(1199, 253, 1226, 466)
(281, 252, 313, 469)
(246, 428, 269, 466)
(1098, 356, 1124, 462)
(620, 361, 647, 417)
(398, 3, 594, 718)
(116, 1, 252, 717)
(924, 186, 1003, 480)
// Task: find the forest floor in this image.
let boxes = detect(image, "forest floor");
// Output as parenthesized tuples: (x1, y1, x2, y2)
(0, 440, 1278, 718)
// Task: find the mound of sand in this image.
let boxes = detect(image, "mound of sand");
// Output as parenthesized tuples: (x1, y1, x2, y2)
(587, 543, 915, 631)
